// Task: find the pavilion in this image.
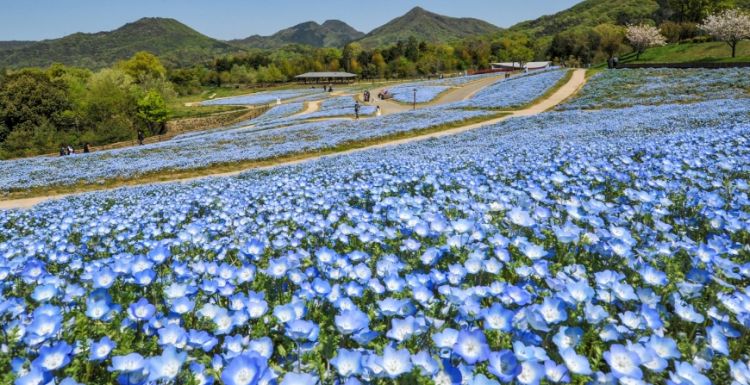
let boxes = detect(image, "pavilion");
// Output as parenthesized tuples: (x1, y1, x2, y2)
(295, 71, 357, 84)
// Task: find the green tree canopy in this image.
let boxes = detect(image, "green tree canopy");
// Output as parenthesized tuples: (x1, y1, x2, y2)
(137, 90, 168, 135)
(118, 51, 167, 83)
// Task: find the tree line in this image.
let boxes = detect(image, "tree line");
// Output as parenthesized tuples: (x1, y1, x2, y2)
(0, 52, 170, 159)
(547, 0, 750, 65)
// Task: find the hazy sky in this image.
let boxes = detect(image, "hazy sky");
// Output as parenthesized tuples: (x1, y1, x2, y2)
(0, 0, 582, 41)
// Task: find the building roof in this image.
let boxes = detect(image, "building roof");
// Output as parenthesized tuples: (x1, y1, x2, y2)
(295, 72, 357, 79)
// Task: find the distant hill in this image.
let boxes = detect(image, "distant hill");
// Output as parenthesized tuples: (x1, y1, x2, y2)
(231, 20, 364, 49)
(357, 7, 501, 48)
(509, 0, 660, 42)
(508, 0, 750, 47)
(0, 18, 238, 69)
(0, 41, 35, 52)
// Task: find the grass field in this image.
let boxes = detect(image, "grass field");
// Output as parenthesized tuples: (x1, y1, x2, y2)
(619, 40, 750, 64)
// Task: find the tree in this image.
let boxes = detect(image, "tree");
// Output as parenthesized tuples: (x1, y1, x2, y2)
(700, 8, 750, 58)
(626, 24, 667, 60)
(594, 24, 625, 59)
(0, 70, 70, 133)
(137, 90, 168, 136)
(118, 51, 167, 83)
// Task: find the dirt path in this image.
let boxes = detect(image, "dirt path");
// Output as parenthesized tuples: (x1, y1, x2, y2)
(0, 70, 586, 210)
(365, 74, 506, 116)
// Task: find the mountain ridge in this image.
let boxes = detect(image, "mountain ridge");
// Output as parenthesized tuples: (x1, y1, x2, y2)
(356, 7, 502, 48)
(0, 17, 237, 69)
(229, 19, 365, 49)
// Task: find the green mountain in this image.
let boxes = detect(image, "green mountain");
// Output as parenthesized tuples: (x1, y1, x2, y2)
(508, 0, 750, 46)
(230, 20, 365, 49)
(0, 41, 35, 52)
(0, 18, 238, 69)
(357, 7, 501, 48)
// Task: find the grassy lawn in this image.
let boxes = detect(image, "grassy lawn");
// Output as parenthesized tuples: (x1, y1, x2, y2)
(619, 40, 750, 64)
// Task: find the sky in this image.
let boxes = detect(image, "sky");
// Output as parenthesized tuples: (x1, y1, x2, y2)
(0, 0, 582, 41)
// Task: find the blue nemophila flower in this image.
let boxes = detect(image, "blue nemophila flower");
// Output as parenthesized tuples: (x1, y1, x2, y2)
(285, 320, 319, 342)
(560, 348, 592, 375)
(482, 303, 514, 332)
(281, 372, 318, 385)
(411, 351, 439, 376)
(146, 346, 187, 382)
(453, 329, 490, 364)
(471, 374, 501, 385)
(487, 350, 521, 382)
(516, 360, 545, 385)
(89, 336, 116, 361)
(544, 360, 569, 383)
(14, 366, 50, 385)
(331, 349, 362, 377)
(335, 310, 369, 337)
(538, 297, 567, 324)
(669, 362, 711, 385)
(158, 324, 188, 348)
(381, 346, 413, 378)
(603, 344, 642, 379)
(387, 316, 419, 342)
(32, 341, 73, 371)
(127, 298, 156, 322)
(221, 353, 275, 385)
(109, 353, 146, 373)
(552, 327, 582, 350)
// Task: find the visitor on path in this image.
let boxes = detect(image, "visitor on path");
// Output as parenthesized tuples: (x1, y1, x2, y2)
(613, 56, 619, 68)
(354, 101, 361, 120)
(376, 106, 381, 117)
(59, 146, 66, 157)
(137, 130, 145, 146)
(83, 143, 90, 153)
(67, 145, 75, 155)
(328, 85, 333, 92)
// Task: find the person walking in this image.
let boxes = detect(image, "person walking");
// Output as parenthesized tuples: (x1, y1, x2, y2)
(67, 145, 75, 155)
(137, 130, 145, 146)
(59, 146, 66, 157)
(83, 143, 90, 153)
(376, 105, 381, 117)
(354, 101, 361, 120)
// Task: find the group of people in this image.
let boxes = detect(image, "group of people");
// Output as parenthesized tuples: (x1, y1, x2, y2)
(59, 143, 90, 156)
(354, 91, 382, 119)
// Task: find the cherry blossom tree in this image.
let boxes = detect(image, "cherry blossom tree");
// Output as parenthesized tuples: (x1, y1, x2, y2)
(626, 24, 667, 60)
(700, 9, 750, 58)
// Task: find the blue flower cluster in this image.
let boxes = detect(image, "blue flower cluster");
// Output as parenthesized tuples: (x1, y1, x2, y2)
(453, 69, 568, 109)
(389, 86, 450, 103)
(0, 106, 491, 193)
(559, 68, 750, 110)
(386, 73, 503, 104)
(298, 97, 376, 119)
(200, 89, 319, 106)
(1, 90, 749, 385)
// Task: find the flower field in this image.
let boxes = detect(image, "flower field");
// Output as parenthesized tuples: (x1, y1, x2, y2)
(453, 69, 567, 109)
(299, 97, 376, 119)
(559, 68, 750, 110)
(0, 106, 493, 193)
(2, 69, 750, 385)
(200, 89, 320, 106)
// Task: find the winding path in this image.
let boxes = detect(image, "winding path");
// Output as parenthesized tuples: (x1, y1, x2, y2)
(0, 70, 586, 210)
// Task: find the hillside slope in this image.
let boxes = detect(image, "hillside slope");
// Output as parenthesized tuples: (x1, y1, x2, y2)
(357, 7, 501, 48)
(231, 20, 364, 49)
(0, 18, 237, 69)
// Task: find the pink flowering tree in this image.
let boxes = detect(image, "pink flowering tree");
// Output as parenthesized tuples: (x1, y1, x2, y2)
(626, 24, 667, 60)
(700, 9, 750, 58)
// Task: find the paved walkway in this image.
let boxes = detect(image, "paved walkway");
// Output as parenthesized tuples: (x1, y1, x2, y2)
(0, 70, 586, 210)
